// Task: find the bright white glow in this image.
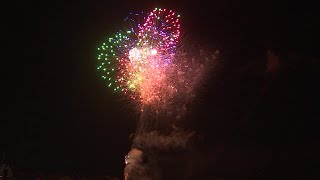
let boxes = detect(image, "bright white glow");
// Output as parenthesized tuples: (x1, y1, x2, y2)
(151, 49, 157, 55)
(129, 47, 157, 62)
(129, 48, 140, 61)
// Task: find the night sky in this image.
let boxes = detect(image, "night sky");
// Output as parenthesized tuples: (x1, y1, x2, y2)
(4, 0, 320, 179)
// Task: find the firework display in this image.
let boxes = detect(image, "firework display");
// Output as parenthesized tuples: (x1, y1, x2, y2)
(97, 8, 218, 180)
(97, 8, 181, 106)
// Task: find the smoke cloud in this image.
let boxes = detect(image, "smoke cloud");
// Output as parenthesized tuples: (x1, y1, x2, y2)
(124, 130, 195, 180)
(134, 130, 195, 150)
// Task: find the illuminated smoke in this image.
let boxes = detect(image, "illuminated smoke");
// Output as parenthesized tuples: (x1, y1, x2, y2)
(124, 130, 195, 180)
(123, 46, 219, 179)
(124, 149, 144, 180)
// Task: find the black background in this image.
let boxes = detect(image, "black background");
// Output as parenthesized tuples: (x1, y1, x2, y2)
(4, 0, 320, 178)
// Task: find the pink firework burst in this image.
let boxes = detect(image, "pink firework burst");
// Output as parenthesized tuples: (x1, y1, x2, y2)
(116, 8, 180, 105)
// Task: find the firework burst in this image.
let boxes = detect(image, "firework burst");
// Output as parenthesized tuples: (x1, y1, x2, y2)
(97, 8, 181, 107)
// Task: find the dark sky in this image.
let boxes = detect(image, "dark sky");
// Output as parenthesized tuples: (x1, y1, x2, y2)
(4, 0, 320, 178)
